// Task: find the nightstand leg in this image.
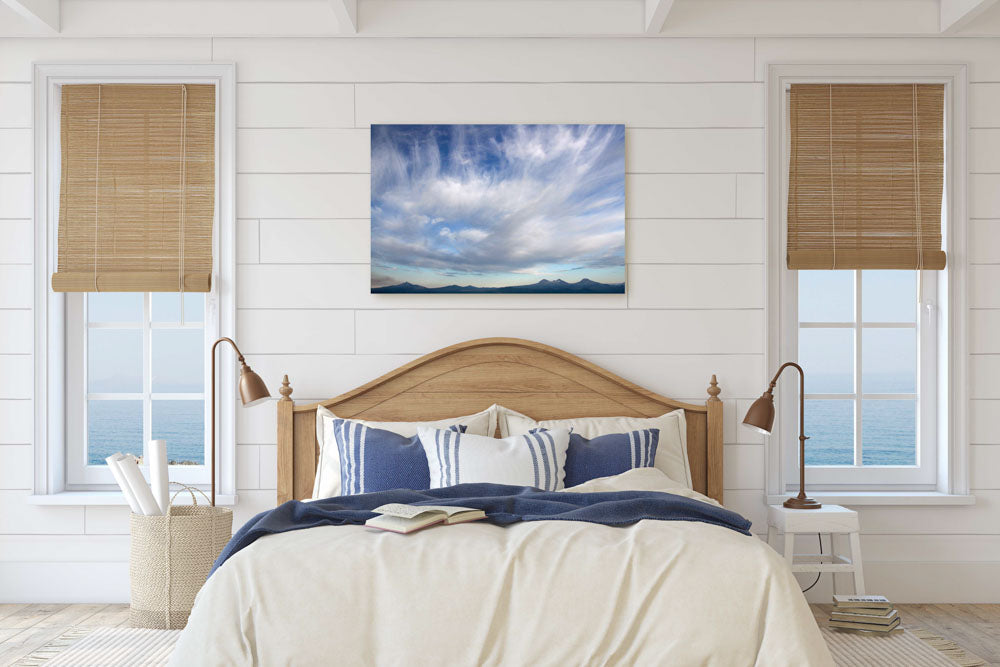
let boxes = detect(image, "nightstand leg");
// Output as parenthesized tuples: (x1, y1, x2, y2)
(829, 535, 838, 596)
(767, 525, 776, 549)
(783, 531, 795, 564)
(849, 531, 866, 594)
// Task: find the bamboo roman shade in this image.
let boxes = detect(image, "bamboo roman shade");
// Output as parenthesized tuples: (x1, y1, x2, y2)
(787, 83, 946, 270)
(52, 84, 216, 292)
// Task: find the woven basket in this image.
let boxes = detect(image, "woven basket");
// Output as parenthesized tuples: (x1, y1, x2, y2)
(129, 486, 232, 629)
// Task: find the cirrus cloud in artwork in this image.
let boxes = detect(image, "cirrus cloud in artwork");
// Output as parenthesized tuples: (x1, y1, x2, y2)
(370, 124, 625, 294)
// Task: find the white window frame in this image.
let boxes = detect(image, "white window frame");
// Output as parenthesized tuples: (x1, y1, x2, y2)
(31, 63, 237, 503)
(764, 63, 970, 502)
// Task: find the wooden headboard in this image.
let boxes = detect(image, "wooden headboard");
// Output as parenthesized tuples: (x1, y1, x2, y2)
(276, 338, 723, 504)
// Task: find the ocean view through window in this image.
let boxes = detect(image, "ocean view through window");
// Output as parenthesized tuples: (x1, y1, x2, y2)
(798, 270, 920, 467)
(86, 292, 207, 466)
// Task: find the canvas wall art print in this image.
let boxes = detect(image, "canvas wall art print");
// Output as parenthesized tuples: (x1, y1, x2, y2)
(370, 124, 626, 294)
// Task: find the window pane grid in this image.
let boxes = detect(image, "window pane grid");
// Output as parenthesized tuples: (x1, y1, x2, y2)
(798, 269, 920, 468)
(85, 292, 206, 467)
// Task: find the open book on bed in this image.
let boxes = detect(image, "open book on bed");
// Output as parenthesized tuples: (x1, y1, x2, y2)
(365, 503, 487, 534)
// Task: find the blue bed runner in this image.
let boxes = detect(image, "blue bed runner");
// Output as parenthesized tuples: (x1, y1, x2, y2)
(211, 483, 751, 576)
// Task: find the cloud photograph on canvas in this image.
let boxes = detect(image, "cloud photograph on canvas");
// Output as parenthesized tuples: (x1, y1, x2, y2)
(370, 124, 626, 293)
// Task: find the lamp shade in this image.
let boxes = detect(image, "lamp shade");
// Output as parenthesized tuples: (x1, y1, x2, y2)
(238, 364, 271, 407)
(742, 392, 775, 435)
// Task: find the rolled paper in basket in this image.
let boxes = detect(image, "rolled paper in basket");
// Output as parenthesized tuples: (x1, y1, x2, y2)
(106, 454, 142, 514)
(117, 454, 162, 516)
(149, 440, 170, 515)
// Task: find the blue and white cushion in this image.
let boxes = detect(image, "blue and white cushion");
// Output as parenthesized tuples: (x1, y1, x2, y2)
(333, 419, 465, 496)
(560, 428, 660, 487)
(417, 427, 571, 491)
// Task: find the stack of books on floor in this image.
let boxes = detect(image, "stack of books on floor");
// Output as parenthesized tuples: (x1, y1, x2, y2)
(829, 595, 901, 634)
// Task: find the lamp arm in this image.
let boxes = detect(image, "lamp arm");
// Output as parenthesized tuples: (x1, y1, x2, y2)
(768, 360, 807, 442)
(211, 336, 245, 364)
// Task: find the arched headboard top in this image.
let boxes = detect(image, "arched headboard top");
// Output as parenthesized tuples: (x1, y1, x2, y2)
(277, 338, 723, 503)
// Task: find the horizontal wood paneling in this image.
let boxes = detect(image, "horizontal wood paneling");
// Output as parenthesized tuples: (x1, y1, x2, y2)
(627, 129, 763, 173)
(0, 175, 31, 218)
(0, 357, 31, 399)
(216, 37, 756, 83)
(0, 267, 32, 309)
(258, 220, 369, 264)
(0, 401, 31, 444)
(0, 492, 82, 534)
(0, 130, 30, 172)
(0, 37, 212, 81)
(237, 84, 355, 129)
(971, 400, 1000, 443)
(0, 311, 31, 354)
(353, 309, 763, 355)
(627, 265, 763, 309)
(355, 83, 764, 128)
(627, 219, 763, 264)
(971, 445, 1000, 489)
(236, 174, 370, 219)
(626, 174, 736, 218)
(0, 85, 30, 128)
(970, 266, 1000, 307)
(970, 220, 1000, 263)
(971, 356, 1000, 398)
(0, 222, 32, 264)
(238, 309, 355, 354)
(971, 310, 1000, 353)
(238, 129, 369, 173)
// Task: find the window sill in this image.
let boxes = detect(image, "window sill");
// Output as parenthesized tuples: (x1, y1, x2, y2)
(766, 492, 975, 506)
(26, 492, 239, 507)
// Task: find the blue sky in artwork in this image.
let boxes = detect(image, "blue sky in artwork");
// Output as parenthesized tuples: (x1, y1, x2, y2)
(370, 124, 626, 289)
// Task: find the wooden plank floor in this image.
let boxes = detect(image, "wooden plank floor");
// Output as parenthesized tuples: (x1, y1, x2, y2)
(0, 604, 129, 666)
(812, 603, 1000, 666)
(0, 603, 996, 665)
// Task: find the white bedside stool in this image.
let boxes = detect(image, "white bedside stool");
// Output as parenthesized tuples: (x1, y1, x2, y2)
(766, 504, 865, 595)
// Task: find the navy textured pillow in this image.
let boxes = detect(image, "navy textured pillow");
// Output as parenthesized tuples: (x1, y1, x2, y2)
(562, 428, 660, 487)
(333, 419, 465, 495)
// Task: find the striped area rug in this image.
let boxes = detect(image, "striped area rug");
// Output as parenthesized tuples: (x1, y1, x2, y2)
(822, 626, 986, 667)
(12, 624, 987, 666)
(12, 627, 181, 667)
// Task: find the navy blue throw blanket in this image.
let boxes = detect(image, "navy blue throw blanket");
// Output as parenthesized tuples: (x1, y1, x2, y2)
(211, 483, 751, 576)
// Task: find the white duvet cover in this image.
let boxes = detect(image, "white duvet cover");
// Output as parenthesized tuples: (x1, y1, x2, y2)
(172, 469, 833, 666)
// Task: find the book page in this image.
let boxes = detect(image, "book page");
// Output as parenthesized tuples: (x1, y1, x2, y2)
(372, 503, 443, 519)
(414, 505, 480, 516)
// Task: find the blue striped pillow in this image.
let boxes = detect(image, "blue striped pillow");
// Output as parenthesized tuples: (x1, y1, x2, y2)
(560, 428, 660, 487)
(333, 419, 465, 496)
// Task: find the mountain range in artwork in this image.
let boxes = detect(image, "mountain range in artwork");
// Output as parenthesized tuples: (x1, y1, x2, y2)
(370, 124, 626, 294)
(372, 278, 625, 294)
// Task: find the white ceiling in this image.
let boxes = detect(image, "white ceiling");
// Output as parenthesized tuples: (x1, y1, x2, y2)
(2, 0, 1000, 37)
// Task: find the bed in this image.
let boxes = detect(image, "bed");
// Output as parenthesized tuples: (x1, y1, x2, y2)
(172, 338, 833, 666)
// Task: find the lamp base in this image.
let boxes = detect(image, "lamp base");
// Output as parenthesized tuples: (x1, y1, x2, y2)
(783, 496, 822, 510)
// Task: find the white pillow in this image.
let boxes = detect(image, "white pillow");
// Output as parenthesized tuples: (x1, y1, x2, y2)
(498, 406, 692, 489)
(563, 468, 721, 508)
(313, 404, 498, 499)
(418, 427, 571, 491)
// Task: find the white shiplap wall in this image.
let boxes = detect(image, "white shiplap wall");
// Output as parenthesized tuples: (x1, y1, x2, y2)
(0, 35, 998, 602)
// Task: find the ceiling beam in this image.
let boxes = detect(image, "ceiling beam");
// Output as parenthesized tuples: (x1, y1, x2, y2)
(1, 0, 59, 32)
(330, 0, 358, 33)
(644, 0, 676, 34)
(940, 0, 999, 32)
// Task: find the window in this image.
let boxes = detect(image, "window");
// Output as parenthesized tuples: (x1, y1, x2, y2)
(765, 64, 969, 499)
(32, 63, 236, 500)
(65, 292, 210, 487)
(792, 269, 937, 486)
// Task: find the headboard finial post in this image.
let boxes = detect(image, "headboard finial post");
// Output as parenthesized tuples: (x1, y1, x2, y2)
(279, 374, 293, 402)
(707, 374, 721, 402)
